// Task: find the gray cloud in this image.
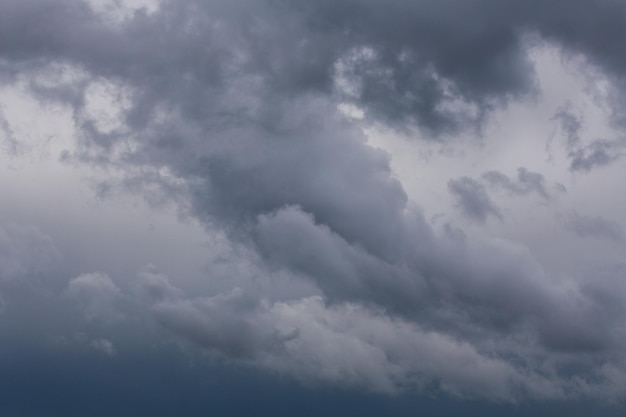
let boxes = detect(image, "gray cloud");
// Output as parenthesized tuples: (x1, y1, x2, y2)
(0, 0, 624, 140)
(144, 275, 562, 399)
(253, 205, 430, 315)
(135, 264, 184, 303)
(552, 104, 624, 172)
(138, 262, 626, 400)
(0, 109, 19, 156)
(448, 177, 502, 223)
(65, 272, 124, 322)
(552, 104, 583, 150)
(569, 140, 623, 172)
(152, 288, 279, 359)
(0, 222, 60, 282)
(562, 211, 625, 243)
(90, 338, 116, 356)
(483, 168, 553, 200)
(1, 0, 626, 403)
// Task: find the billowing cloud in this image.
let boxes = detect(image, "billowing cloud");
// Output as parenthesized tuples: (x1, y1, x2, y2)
(1, 0, 626, 411)
(151, 290, 559, 400)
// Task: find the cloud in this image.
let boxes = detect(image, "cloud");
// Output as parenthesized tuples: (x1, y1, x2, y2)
(135, 264, 184, 303)
(90, 338, 116, 356)
(65, 272, 123, 321)
(483, 168, 554, 200)
(0, 222, 60, 282)
(145, 275, 626, 400)
(148, 284, 559, 400)
(1, 0, 624, 142)
(448, 177, 502, 223)
(551, 104, 624, 172)
(134, 226, 626, 399)
(569, 140, 623, 172)
(0, 108, 19, 156)
(152, 287, 282, 359)
(1, 0, 626, 405)
(253, 205, 430, 315)
(561, 211, 624, 243)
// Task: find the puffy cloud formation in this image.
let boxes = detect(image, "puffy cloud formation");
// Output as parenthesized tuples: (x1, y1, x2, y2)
(1, 0, 626, 411)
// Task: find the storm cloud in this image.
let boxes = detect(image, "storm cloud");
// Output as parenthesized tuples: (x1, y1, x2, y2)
(1, 0, 626, 412)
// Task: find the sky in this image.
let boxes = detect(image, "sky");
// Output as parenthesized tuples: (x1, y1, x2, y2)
(1, 0, 626, 415)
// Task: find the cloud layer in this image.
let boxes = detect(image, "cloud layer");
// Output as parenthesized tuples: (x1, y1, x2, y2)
(1, 0, 626, 408)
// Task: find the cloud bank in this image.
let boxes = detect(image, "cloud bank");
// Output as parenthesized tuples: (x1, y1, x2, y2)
(1, 0, 626, 408)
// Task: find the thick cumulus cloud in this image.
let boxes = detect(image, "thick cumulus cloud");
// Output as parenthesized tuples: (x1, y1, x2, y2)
(147, 287, 558, 400)
(2, 0, 626, 403)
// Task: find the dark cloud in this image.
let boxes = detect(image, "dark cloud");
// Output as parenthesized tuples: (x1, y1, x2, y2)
(552, 104, 583, 150)
(552, 104, 624, 172)
(483, 168, 553, 200)
(0, 0, 623, 140)
(448, 177, 502, 223)
(142, 272, 564, 399)
(253, 205, 431, 316)
(0, 109, 19, 156)
(2, 0, 626, 405)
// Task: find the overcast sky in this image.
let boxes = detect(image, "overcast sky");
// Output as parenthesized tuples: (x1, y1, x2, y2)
(1, 0, 626, 415)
